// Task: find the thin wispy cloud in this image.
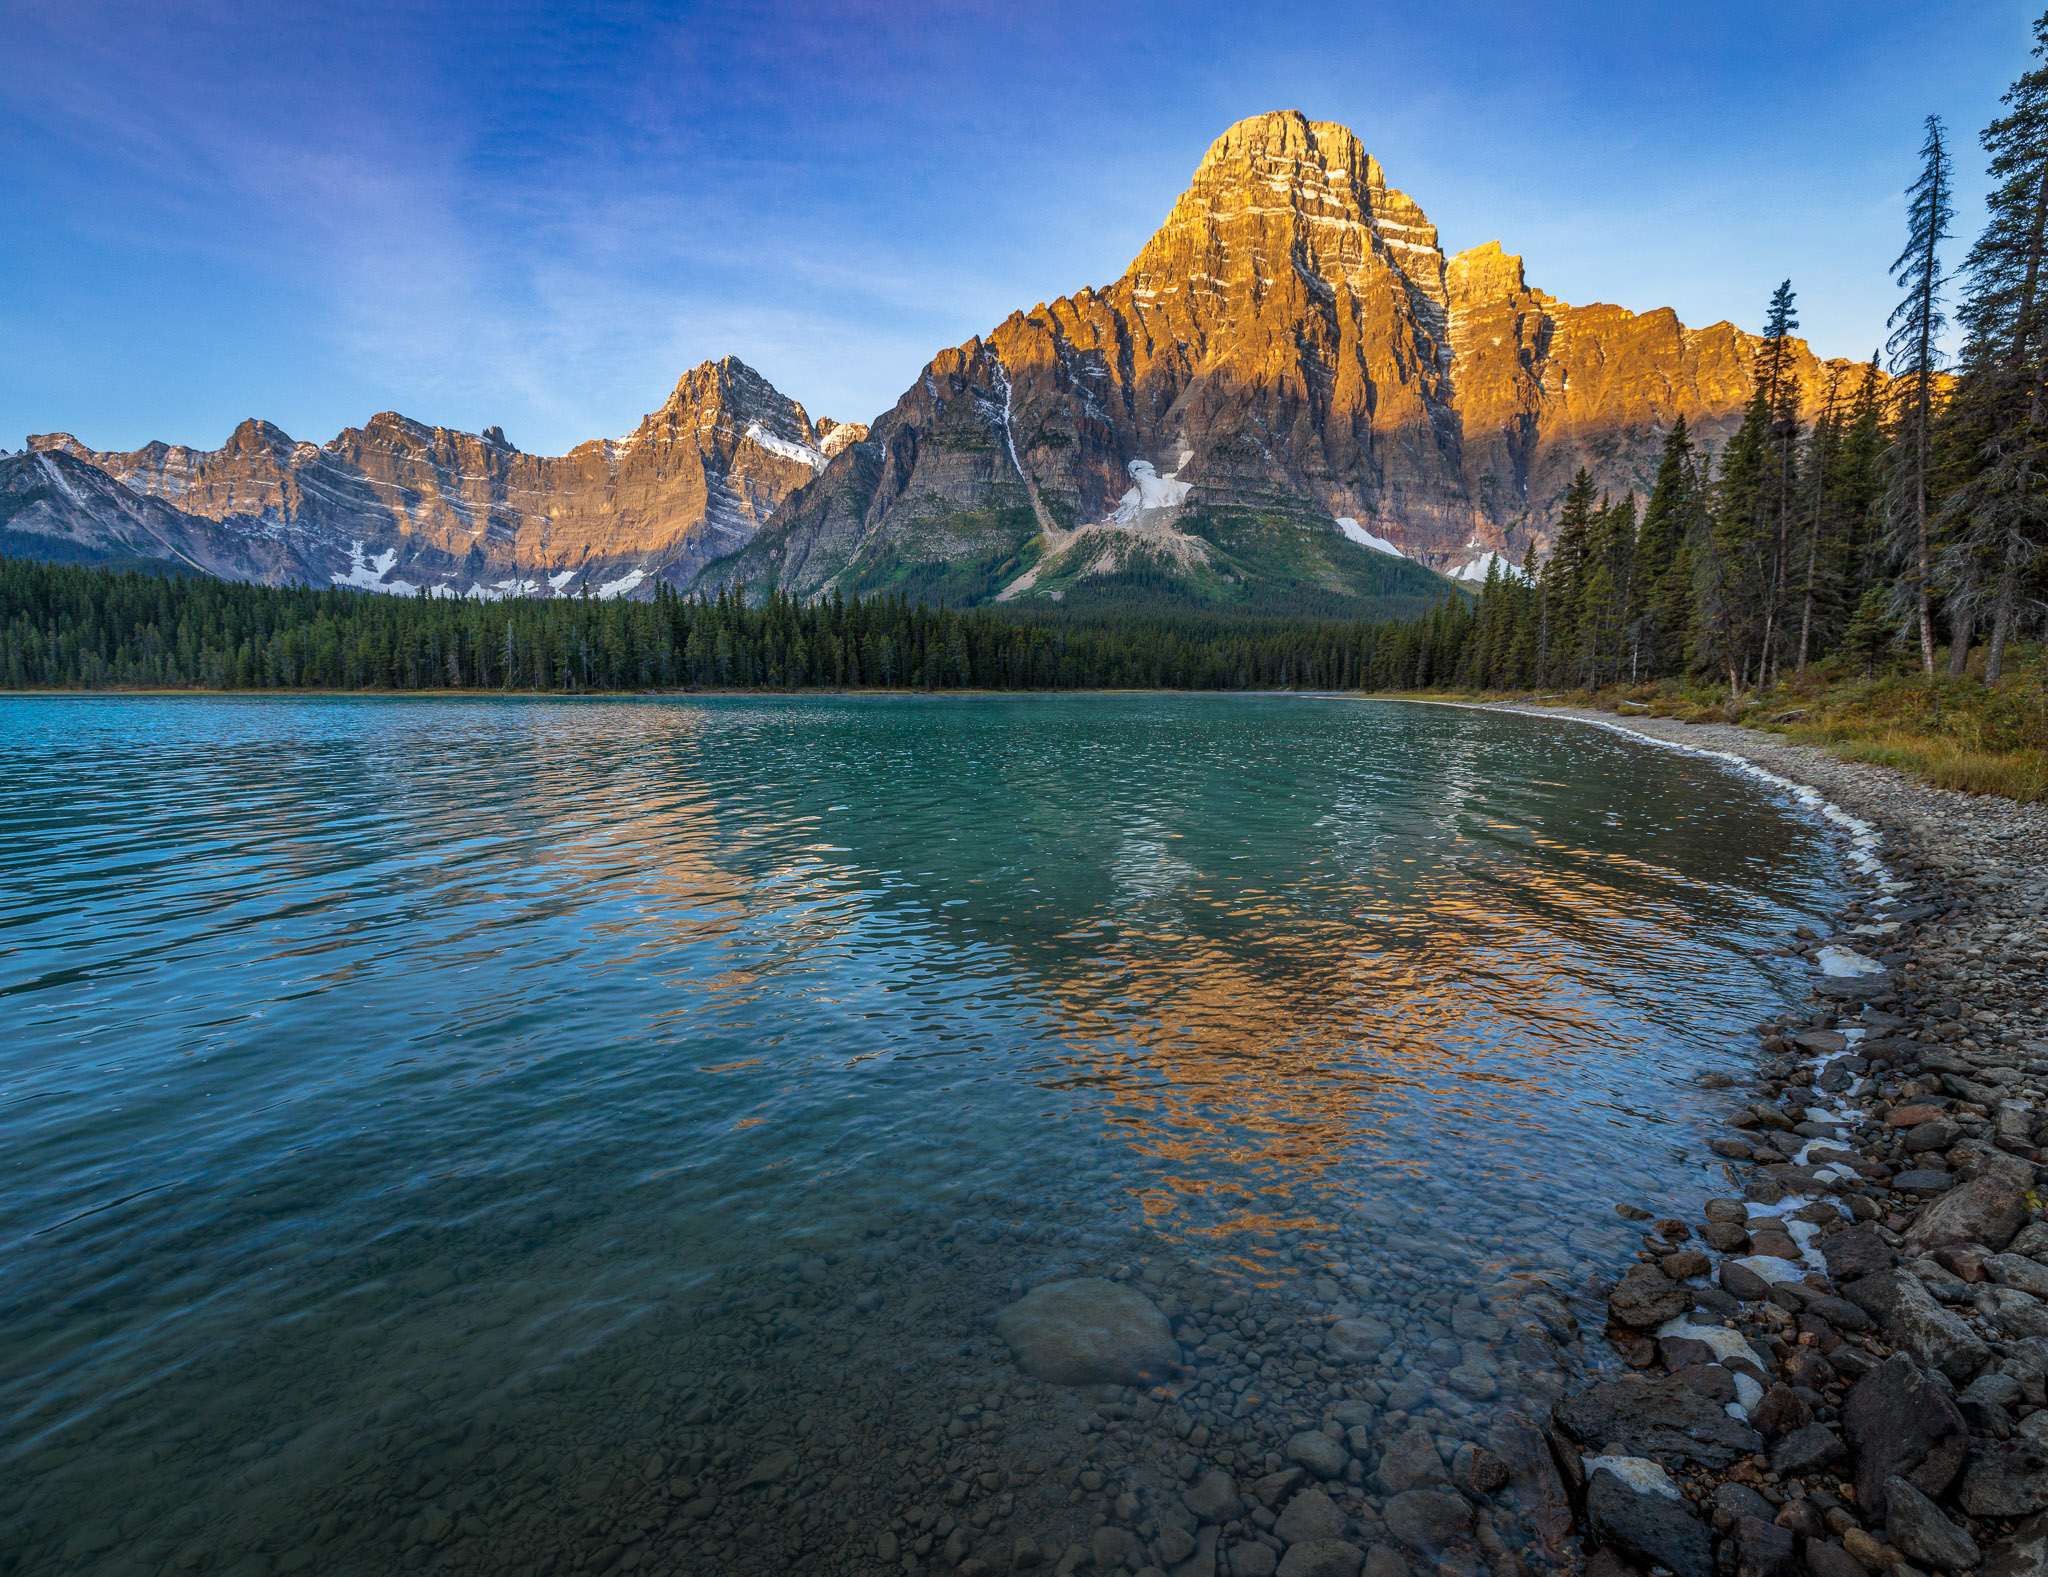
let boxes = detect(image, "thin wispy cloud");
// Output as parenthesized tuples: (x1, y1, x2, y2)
(0, 0, 2022, 454)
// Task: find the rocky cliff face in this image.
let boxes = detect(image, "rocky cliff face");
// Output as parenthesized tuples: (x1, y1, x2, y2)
(22, 358, 844, 597)
(1, 446, 327, 582)
(719, 112, 1869, 609)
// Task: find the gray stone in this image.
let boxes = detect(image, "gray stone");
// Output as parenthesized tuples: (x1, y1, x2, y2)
(1960, 1438, 2048, 1519)
(1450, 1445, 1508, 1498)
(1995, 1288, 2048, 1341)
(1882, 1475, 1981, 1570)
(1903, 1174, 2031, 1254)
(1375, 1431, 1449, 1494)
(1554, 1374, 1765, 1469)
(1231, 1544, 1279, 1577)
(1383, 1373, 1432, 1412)
(1275, 1542, 1365, 1577)
(1586, 1468, 1713, 1577)
(1842, 1354, 1970, 1517)
(1844, 1269, 1991, 1381)
(1185, 1470, 1242, 1525)
(1175, 1527, 1219, 1577)
(1253, 1468, 1305, 1508)
(1361, 1549, 1409, 1577)
(995, 1280, 1182, 1386)
(1722, 1261, 1775, 1301)
(1610, 1265, 1692, 1330)
(1951, 1140, 2039, 1190)
(1275, 1488, 1347, 1545)
(1095, 1528, 1145, 1569)
(1771, 1424, 1847, 1476)
(1979, 1511, 2048, 1577)
(1325, 1318, 1393, 1363)
(1712, 1483, 1776, 1531)
(1736, 1516, 1798, 1577)
(1156, 1525, 1198, 1567)
(1895, 1169, 1957, 1196)
(1382, 1490, 1472, 1554)
(741, 1449, 795, 1486)
(1823, 1226, 1899, 1283)
(1804, 1539, 1866, 1577)
(1992, 1255, 2048, 1300)
(1285, 1431, 1349, 1481)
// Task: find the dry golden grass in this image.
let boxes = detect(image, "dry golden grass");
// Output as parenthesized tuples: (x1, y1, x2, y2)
(1637, 647, 2048, 804)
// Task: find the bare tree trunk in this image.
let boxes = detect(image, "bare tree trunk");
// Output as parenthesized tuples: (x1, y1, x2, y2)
(1796, 530, 1821, 673)
(1946, 597, 1974, 676)
(1983, 563, 2019, 685)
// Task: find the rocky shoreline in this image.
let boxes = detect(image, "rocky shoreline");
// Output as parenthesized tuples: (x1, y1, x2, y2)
(1493, 706, 2048, 1577)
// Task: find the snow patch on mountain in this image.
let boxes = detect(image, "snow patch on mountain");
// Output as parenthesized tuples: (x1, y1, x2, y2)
(1451, 550, 1526, 583)
(333, 543, 420, 595)
(1335, 517, 1403, 557)
(1108, 460, 1192, 525)
(743, 422, 827, 471)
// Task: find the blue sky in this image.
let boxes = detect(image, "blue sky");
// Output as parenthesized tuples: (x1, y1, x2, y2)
(1, 1, 2033, 456)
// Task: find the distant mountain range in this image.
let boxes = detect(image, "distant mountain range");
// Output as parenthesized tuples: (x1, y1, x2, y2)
(2, 110, 1872, 617)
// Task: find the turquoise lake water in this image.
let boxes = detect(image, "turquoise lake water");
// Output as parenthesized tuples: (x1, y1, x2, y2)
(0, 695, 1844, 1577)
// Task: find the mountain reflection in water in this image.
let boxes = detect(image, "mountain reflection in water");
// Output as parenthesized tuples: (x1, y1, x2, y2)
(0, 694, 1841, 1577)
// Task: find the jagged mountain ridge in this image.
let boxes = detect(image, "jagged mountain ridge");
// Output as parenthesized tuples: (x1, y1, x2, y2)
(14, 358, 867, 598)
(716, 111, 1872, 610)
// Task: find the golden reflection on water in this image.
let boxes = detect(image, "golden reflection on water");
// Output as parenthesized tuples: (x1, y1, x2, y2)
(355, 699, 1798, 1250)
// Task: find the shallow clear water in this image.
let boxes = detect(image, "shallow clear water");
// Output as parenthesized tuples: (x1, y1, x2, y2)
(0, 695, 1841, 1577)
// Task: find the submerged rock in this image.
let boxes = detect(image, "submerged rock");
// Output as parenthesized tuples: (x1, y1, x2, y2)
(992, 1278, 1181, 1386)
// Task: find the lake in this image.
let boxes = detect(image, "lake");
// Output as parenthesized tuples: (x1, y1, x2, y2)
(0, 694, 1844, 1577)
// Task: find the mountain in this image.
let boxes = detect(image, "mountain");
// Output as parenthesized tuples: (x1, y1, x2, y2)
(710, 111, 1871, 611)
(1, 446, 329, 581)
(11, 358, 865, 597)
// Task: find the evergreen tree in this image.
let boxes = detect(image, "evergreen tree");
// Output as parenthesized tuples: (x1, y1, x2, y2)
(1706, 383, 1777, 691)
(1886, 114, 1956, 673)
(1939, 11, 2048, 684)
(1758, 283, 1805, 682)
(1794, 367, 1847, 672)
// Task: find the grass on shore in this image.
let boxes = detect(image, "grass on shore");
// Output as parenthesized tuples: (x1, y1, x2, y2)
(1573, 642, 2048, 804)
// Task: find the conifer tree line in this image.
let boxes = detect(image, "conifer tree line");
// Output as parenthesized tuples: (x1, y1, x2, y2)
(0, 555, 1478, 694)
(1385, 20, 2048, 696)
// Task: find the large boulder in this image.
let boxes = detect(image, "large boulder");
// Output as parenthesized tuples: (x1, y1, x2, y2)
(1883, 1476, 1981, 1571)
(993, 1279, 1181, 1386)
(1981, 1511, 2048, 1577)
(1844, 1269, 1991, 1382)
(1958, 1438, 2048, 1519)
(1822, 1225, 1898, 1283)
(1586, 1463, 1713, 1577)
(1555, 1374, 1764, 1469)
(1841, 1354, 1970, 1517)
(1903, 1175, 2032, 1255)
